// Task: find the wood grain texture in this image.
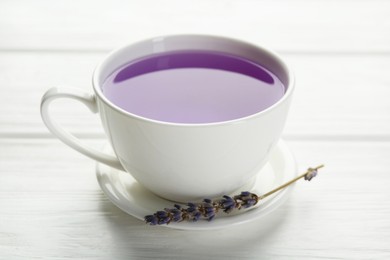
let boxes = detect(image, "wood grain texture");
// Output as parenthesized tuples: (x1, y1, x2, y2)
(1, 139, 389, 259)
(0, 0, 389, 52)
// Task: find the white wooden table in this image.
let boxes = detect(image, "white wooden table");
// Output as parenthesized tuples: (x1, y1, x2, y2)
(1, 1, 390, 259)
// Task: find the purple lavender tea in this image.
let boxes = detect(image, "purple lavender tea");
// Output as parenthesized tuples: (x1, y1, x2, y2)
(102, 50, 285, 124)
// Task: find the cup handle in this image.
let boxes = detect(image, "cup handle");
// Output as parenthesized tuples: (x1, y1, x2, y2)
(40, 87, 124, 171)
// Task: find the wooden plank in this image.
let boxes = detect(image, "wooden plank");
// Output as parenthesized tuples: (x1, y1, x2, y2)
(0, 52, 106, 136)
(0, 139, 389, 259)
(0, 0, 389, 52)
(0, 52, 389, 138)
(285, 54, 390, 138)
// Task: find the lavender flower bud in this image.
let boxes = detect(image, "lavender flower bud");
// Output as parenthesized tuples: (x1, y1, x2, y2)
(193, 212, 202, 222)
(305, 168, 318, 181)
(220, 195, 235, 213)
(243, 198, 257, 208)
(203, 198, 212, 203)
(145, 215, 158, 225)
(187, 202, 196, 208)
(156, 211, 168, 218)
(240, 191, 251, 196)
(159, 217, 171, 225)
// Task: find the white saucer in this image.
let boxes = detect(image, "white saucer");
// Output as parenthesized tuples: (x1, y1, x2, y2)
(96, 140, 297, 230)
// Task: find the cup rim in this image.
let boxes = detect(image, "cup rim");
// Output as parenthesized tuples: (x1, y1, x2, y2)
(92, 34, 295, 127)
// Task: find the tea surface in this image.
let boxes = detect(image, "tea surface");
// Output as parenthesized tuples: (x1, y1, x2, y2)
(102, 51, 285, 124)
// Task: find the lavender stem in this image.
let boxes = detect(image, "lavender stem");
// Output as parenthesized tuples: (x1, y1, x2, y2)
(259, 164, 324, 200)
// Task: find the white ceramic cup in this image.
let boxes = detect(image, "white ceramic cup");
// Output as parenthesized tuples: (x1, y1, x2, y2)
(41, 35, 294, 202)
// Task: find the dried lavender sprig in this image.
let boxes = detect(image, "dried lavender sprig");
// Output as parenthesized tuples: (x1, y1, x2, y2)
(145, 165, 324, 225)
(144, 191, 260, 225)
